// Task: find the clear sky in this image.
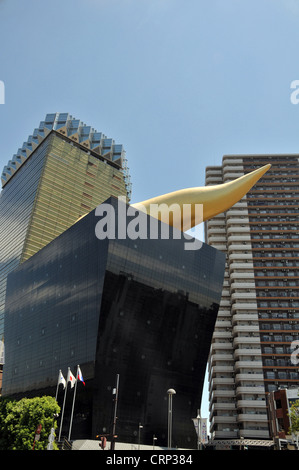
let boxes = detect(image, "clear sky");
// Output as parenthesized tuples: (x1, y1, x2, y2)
(1, 0, 299, 427)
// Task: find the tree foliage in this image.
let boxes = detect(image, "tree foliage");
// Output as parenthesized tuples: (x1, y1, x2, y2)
(289, 399, 299, 435)
(0, 396, 60, 450)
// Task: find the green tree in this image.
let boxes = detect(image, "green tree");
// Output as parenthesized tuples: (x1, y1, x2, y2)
(0, 396, 60, 450)
(289, 399, 299, 435)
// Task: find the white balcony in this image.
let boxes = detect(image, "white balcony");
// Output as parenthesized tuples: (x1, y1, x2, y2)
(226, 217, 250, 225)
(221, 290, 231, 298)
(230, 281, 256, 289)
(227, 235, 251, 242)
(212, 416, 237, 424)
(235, 373, 264, 382)
(207, 219, 226, 226)
(230, 272, 255, 279)
(229, 262, 254, 270)
(209, 368, 230, 381)
(232, 313, 259, 323)
(222, 157, 244, 165)
(240, 429, 270, 439)
(237, 413, 268, 423)
(235, 360, 263, 370)
(219, 300, 231, 308)
(215, 320, 231, 328)
(212, 377, 235, 386)
(233, 336, 260, 347)
(206, 176, 223, 183)
(208, 236, 227, 242)
(237, 399, 267, 409)
(211, 244, 227, 251)
(207, 227, 226, 233)
(231, 292, 256, 300)
(236, 386, 266, 395)
(226, 210, 249, 217)
(228, 245, 253, 252)
(205, 166, 222, 174)
(213, 331, 233, 339)
(234, 348, 262, 358)
(210, 366, 234, 376)
(229, 253, 253, 260)
(232, 325, 259, 334)
(216, 309, 232, 318)
(211, 343, 234, 353)
(212, 402, 236, 411)
(212, 390, 236, 398)
(212, 430, 239, 439)
(227, 226, 250, 234)
(210, 353, 234, 363)
(223, 164, 244, 172)
(231, 303, 258, 312)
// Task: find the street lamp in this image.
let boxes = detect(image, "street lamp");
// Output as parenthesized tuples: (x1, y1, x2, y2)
(192, 410, 201, 450)
(138, 423, 143, 450)
(167, 388, 176, 449)
(153, 434, 157, 450)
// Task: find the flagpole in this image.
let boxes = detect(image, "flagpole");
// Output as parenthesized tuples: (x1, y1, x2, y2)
(58, 367, 69, 441)
(68, 365, 79, 441)
(55, 370, 61, 401)
(111, 373, 119, 451)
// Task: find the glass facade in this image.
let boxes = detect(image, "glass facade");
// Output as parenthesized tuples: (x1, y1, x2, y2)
(21, 133, 128, 261)
(0, 138, 49, 352)
(0, 115, 130, 376)
(3, 199, 225, 447)
(3, 208, 107, 394)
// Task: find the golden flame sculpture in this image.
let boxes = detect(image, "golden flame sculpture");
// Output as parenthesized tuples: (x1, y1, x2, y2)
(132, 164, 271, 232)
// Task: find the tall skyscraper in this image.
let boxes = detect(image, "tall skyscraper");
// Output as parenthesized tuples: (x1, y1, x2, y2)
(0, 113, 132, 389)
(205, 154, 299, 445)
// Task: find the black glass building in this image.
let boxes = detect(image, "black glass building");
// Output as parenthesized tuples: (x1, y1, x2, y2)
(3, 198, 225, 448)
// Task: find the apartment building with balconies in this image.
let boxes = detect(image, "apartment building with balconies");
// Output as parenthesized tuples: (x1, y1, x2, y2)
(205, 154, 299, 444)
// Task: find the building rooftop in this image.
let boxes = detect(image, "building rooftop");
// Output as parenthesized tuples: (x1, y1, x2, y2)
(1, 112, 132, 199)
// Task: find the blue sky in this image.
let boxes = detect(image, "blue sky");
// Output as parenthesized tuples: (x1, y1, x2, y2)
(1, 0, 299, 424)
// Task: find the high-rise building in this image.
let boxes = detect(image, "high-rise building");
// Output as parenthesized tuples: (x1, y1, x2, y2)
(2, 198, 225, 447)
(205, 154, 299, 445)
(0, 113, 132, 388)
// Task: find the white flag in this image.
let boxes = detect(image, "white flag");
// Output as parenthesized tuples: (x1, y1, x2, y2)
(0, 339, 4, 365)
(67, 368, 77, 388)
(58, 370, 66, 389)
(192, 416, 208, 444)
(200, 418, 208, 444)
